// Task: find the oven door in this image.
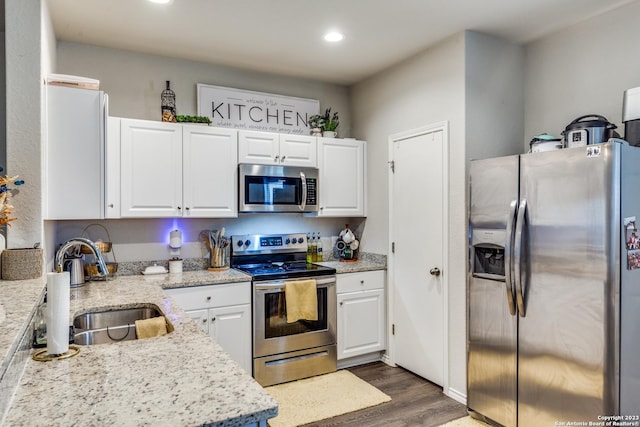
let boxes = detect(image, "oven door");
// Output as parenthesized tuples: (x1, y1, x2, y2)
(239, 164, 318, 213)
(253, 275, 336, 358)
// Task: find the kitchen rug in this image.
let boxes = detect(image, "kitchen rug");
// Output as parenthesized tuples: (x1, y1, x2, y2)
(265, 370, 391, 427)
(439, 416, 491, 426)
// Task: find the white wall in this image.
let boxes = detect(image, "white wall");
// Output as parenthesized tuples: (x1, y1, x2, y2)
(56, 42, 353, 137)
(351, 30, 524, 398)
(4, 0, 55, 250)
(524, 0, 640, 150)
(351, 32, 467, 396)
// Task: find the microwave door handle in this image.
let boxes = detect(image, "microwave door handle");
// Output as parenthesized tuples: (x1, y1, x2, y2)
(299, 171, 307, 211)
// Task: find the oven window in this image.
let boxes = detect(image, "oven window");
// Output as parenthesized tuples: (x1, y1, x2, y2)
(263, 288, 328, 338)
(245, 176, 300, 205)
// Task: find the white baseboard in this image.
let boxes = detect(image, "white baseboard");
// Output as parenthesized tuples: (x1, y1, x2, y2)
(337, 352, 383, 369)
(445, 386, 467, 405)
(381, 353, 395, 367)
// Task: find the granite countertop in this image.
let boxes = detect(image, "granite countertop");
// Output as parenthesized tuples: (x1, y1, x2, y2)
(317, 252, 387, 274)
(1, 269, 276, 427)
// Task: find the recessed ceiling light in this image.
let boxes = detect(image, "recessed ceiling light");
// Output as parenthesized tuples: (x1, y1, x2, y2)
(148, 0, 172, 4)
(324, 32, 344, 43)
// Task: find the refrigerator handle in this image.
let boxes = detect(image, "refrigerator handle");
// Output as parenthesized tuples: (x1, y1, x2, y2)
(504, 199, 518, 316)
(514, 199, 527, 317)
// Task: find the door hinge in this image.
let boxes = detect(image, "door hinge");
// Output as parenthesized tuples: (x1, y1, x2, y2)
(392, 242, 395, 253)
(392, 324, 395, 335)
(388, 160, 395, 173)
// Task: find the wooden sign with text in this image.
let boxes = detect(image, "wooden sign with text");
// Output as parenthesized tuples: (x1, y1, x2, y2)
(197, 84, 319, 134)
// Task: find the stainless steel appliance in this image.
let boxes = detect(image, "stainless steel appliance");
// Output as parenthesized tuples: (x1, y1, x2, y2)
(623, 86, 640, 146)
(468, 140, 640, 426)
(238, 164, 319, 213)
(562, 114, 617, 148)
(231, 233, 337, 386)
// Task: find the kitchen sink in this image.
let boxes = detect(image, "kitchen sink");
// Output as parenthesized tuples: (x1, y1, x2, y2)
(73, 305, 173, 345)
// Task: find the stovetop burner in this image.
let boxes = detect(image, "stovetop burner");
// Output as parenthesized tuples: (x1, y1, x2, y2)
(231, 233, 336, 281)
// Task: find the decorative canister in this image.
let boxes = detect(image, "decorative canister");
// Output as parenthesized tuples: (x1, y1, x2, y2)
(1, 248, 44, 280)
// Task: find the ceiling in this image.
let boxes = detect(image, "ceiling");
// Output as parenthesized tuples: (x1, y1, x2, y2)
(46, 0, 635, 85)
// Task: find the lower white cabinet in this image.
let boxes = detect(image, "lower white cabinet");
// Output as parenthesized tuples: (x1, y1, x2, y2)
(336, 270, 386, 360)
(166, 282, 252, 373)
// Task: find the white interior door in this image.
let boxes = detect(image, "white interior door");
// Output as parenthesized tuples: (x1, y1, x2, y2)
(390, 124, 447, 386)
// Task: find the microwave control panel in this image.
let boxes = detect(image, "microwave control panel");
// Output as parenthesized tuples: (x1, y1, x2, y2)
(306, 178, 317, 205)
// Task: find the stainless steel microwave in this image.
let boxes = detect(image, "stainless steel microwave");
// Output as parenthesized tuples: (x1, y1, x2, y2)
(238, 164, 319, 213)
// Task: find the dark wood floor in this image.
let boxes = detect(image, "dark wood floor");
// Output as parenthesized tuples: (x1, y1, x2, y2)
(302, 362, 468, 427)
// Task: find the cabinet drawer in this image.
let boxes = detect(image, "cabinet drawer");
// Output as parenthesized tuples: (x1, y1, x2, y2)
(336, 270, 385, 294)
(166, 282, 251, 311)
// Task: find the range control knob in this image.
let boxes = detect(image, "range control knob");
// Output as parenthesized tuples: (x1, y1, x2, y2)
(285, 238, 291, 244)
(244, 240, 251, 247)
(297, 237, 305, 244)
(236, 240, 244, 247)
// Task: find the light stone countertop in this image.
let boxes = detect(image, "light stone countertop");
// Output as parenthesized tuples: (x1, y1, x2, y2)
(316, 252, 387, 274)
(1, 269, 277, 427)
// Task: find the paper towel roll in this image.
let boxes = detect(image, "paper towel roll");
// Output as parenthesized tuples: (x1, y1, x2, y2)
(46, 272, 70, 355)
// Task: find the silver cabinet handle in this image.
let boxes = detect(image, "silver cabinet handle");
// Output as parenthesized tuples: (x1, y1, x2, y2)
(211, 317, 216, 322)
(206, 296, 211, 302)
(177, 206, 181, 210)
(274, 155, 280, 162)
(504, 199, 518, 316)
(185, 207, 190, 211)
(108, 203, 114, 208)
(360, 280, 364, 285)
(201, 318, 207, 324)
(339, 301, 343, 306)
(429, 267, 441, 276)
(281, 155, 286, 162)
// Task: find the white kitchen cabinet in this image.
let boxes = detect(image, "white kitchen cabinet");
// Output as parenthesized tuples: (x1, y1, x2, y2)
(238, 130, 317, 167)
(105, 116, 121, 218)
(336, 270, 386, 360)
(317, 138, 366, 216)
(119, 119, 237, 218)
(165, 282, 252, 373)
(45, 84, 106, 219)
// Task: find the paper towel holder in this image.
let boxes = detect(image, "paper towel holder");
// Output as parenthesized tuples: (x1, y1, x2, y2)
(32, 345, 80, 362)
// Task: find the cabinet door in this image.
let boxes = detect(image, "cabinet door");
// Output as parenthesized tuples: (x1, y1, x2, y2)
(238, 131, 279, 165)
(46, 85, 104, 219)
(185, 309, 209, 334)
(279, 134, 317, 167)
(318, 138, 365, 216)
(210, 304, 252, 373)
(183, 126, 238, 217)
(120, 119, 182, 217)
(337, 289, 385, 360)
(105, 116, 121, 218)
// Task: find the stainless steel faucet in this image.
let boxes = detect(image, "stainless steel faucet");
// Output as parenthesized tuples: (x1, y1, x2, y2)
(54, 237, 109, 276)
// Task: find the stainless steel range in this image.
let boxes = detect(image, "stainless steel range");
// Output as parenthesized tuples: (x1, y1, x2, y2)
(231, 233, 337, 387)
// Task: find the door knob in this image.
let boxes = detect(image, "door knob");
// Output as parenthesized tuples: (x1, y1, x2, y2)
(430, 267, 441, 276)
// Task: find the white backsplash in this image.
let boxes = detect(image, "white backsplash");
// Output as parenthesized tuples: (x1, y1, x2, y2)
(48, 215, 366, 263)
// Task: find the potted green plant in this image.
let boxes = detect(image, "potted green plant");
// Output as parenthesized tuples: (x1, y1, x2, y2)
(309, 108, 339, 137)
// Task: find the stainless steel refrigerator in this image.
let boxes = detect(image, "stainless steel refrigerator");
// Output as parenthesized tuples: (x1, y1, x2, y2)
(467, 141, 640, 427)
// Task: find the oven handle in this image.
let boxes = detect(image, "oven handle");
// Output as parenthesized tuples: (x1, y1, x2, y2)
(255, 276, 335, 291)
(299, 171, 307, 211)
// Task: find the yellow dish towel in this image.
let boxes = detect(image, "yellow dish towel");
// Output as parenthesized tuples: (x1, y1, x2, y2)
(135, 316, 168, 339)
(285, 279, 318, 323)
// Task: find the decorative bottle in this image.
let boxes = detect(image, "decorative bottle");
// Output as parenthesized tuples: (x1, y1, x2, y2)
(306, 233, 312, 263)
(310, 232, 317, 262)
(161, 80, 176, 122)
(316, 232, 323, 262)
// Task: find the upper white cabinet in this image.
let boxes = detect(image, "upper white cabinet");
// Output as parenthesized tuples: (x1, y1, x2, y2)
(119, 119, 237, 218)
(238, 130, 317, 167)
(318, 138, 366, 217)
(45, 85, 106, 219)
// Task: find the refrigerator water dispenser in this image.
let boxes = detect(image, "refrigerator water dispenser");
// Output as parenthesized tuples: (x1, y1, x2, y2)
(471, 229, 506, 280)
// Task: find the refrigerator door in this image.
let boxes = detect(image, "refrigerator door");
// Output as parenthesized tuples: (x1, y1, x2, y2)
(517, 143, 619, 426)
(467, 155, 519, 427)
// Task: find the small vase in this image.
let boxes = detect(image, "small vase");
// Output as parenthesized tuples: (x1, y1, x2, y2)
(322, 131, 337, 138)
